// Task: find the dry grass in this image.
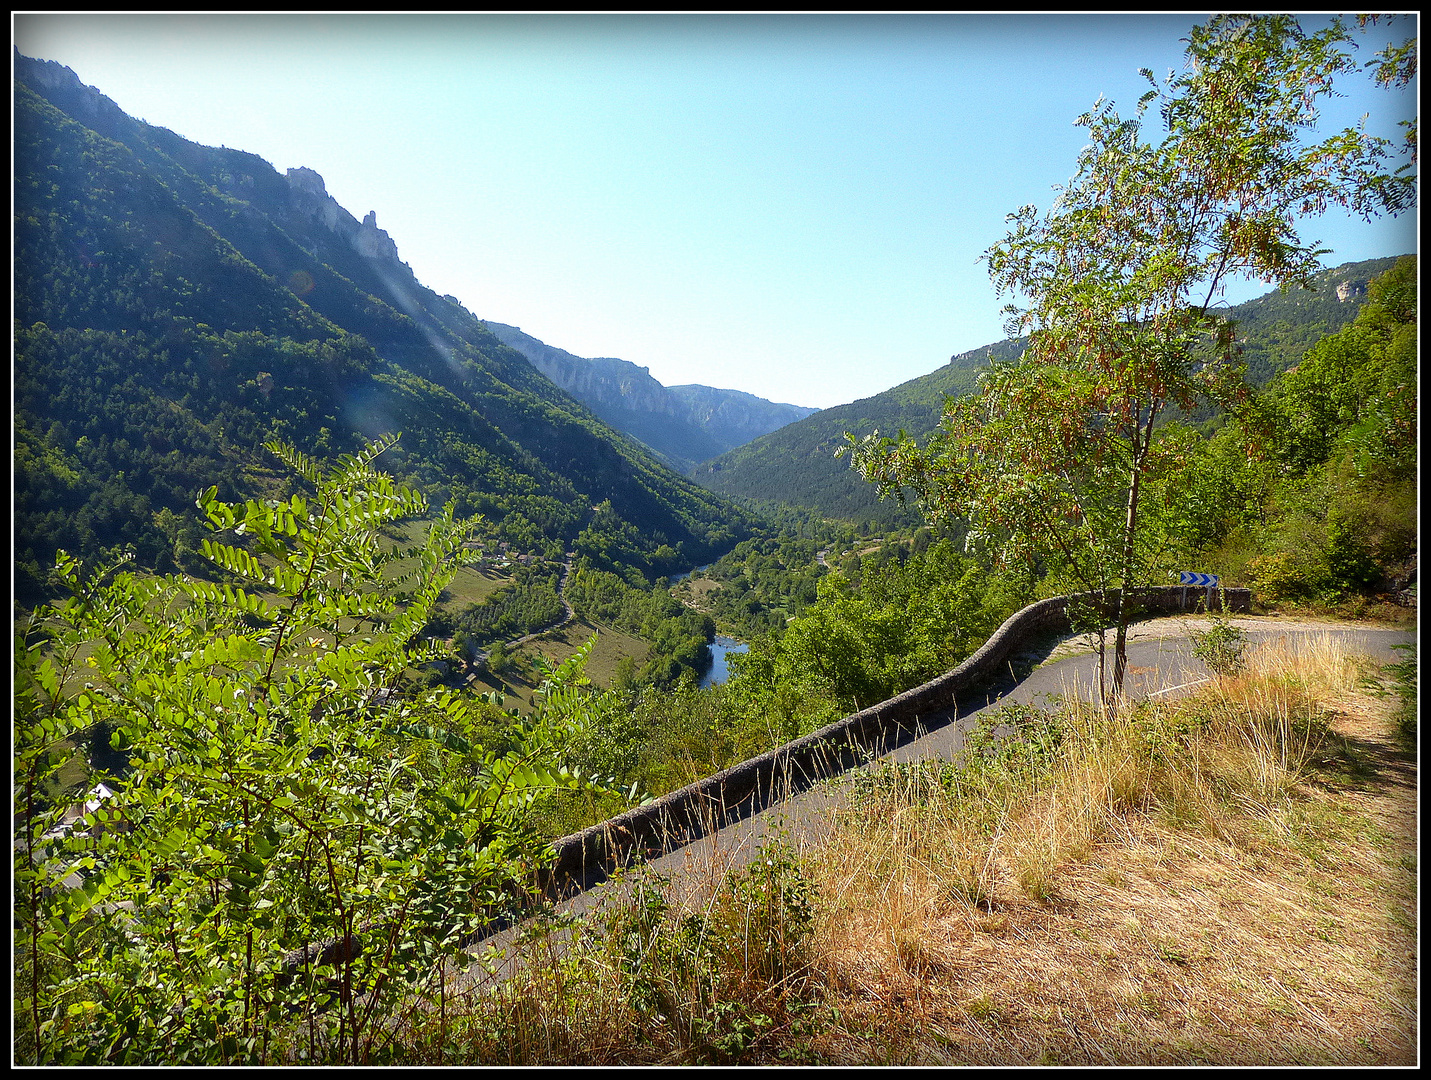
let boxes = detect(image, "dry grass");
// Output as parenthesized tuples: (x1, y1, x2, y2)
(802, 633, 1417, 1064)
(423, 847, 827, 1066)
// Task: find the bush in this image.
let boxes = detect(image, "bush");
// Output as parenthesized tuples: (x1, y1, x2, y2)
(1189, 616, 1248, 677)
(13, 439, 606, 1064)
(1246, 550, 1318, 604)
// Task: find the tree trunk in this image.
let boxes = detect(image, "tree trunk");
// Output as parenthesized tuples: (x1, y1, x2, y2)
(1112, 416, 1151, 701)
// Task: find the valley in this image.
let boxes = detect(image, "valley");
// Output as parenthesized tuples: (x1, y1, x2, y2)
(13, 19, 1417, 1067)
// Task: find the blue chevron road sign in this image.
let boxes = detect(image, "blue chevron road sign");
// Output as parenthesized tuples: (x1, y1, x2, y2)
(1177, 571, 1219, 587)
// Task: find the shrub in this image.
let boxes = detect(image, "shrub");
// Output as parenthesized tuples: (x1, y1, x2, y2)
(1189, 616, 1248, 676)
(14, 438, 606, 1064)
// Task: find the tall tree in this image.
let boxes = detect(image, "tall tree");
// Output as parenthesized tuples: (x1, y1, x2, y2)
(846, 14, 1415, 704)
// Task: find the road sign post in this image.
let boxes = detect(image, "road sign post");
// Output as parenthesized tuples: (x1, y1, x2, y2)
(1174, 571, 1220, 612)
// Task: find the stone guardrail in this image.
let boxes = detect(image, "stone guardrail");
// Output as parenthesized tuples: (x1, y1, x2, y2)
(540, 585, 1250, 897)
(284, 584, 1248, 971)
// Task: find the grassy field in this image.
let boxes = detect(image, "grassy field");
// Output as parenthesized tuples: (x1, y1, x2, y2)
(415, 629, 1417, 1065)
(440, 565, 510, 608)
(382, 518, 512, 607)
(467, 618, 652, 709)
(670, 575, 723, 614)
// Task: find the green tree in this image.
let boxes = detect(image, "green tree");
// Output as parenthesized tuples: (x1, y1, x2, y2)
(1268, 255, 1417, 475)
(847, 15, 1414, 704)
(15, 436, 602, 1064)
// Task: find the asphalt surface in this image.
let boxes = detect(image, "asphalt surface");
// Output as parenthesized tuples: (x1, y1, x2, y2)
(456, 616, 1414, 988)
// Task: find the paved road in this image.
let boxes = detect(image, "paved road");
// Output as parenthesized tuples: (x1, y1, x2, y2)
(457, 617, 1413, 986)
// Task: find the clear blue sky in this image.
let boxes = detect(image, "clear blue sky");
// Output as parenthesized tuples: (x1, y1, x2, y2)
(14, 13, 1418, 410)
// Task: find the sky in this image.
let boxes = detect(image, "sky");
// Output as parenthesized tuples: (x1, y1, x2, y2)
(13, 13, 1419, 410)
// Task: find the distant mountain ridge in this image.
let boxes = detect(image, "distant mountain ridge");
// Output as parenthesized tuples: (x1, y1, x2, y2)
(693, 255, 1408, 524)
(483, 321, 817, 472)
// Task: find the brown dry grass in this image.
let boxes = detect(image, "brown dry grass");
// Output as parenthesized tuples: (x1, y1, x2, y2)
(803, 634, 1418, 1065)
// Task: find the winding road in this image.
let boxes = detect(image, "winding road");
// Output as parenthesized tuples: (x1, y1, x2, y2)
(457, 613, 1414, 987)
(651, 616, 1412, 870)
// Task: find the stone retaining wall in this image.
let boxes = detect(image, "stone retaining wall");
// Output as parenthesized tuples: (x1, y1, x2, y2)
(542, 585, 1250, 895)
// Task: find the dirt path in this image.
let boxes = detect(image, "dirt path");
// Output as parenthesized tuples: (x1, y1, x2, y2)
(504, 553, 576, 649)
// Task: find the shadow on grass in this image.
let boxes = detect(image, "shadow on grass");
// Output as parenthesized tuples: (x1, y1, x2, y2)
(1309, 725, 1417, 798)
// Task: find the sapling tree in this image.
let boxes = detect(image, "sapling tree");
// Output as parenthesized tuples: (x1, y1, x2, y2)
(846, 14, 1415, 704)
(15, 436, 607, 1064)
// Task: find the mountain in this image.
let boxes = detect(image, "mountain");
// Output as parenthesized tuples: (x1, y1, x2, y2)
(692, 256, 1407, 523)
(13, 52, 756, 601)
(666, 384, 819, 454)
(1220, 256, 1408, 384)
(482, 321, 816, 472)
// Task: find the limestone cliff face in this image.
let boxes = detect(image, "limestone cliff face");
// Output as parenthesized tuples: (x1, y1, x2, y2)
(1335, 278, 1367, 303)
(18, 52, 129, 129)
(355, 210, 400, 261)
(284, 167, 402, 265)
(522, 347, 679, 419)
(483, 322, 815, 471)
(666, 384, 817, 450)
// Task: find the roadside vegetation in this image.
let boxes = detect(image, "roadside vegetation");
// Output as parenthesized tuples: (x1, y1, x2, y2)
(14, 441, 619, 1065)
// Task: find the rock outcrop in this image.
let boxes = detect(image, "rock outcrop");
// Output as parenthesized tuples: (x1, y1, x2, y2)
(284, 167, 402, 265)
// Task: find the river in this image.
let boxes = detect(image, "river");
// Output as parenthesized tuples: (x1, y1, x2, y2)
(670, 563, 712, 584)
(670, 565, 748, 686)
(699, 635, 749, 689)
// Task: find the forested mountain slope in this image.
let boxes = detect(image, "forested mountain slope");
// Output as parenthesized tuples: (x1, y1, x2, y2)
(693, 256, 1406, 523)
(483, 321, 816, 473)
(13, 53, 755, 602)
(691, 337, 1027, 526)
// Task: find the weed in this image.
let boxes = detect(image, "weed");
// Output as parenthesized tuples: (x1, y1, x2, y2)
(967, 994, 1003, 1024)
(1154, 936, 1191, 966)
(1189, 616, 1248, 676)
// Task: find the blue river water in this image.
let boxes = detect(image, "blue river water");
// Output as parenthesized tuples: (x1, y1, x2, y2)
(670, 563, 712, 584)
(699, 635, 749, 689)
